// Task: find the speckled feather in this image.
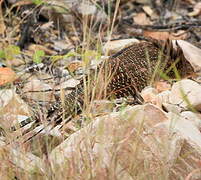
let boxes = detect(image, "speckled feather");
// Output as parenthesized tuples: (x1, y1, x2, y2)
(11, 40, 194, 135)
(44, 41, 193, 124)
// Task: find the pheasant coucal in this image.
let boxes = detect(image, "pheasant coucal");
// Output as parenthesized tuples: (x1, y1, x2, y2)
(11, 38, 194, 139)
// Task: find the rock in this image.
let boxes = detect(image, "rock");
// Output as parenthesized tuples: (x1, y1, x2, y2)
(49, 102, 201, 179)
(142, 6, 154, 17)
(167, 112, 201, 147)
(154, 80, 171, 92)
(157, 90, 181, 114)
(143, 111, 201, 179)
(143, 123, 184, 171)
(49, 104, 168, 179)
(180, 111, 201, 130)
(157, 90, 170, 103)
(162, 103, 182, 114)
(0, 89, 14, 108)
(165, 112, 201, 179)
(9, 146, 45, 173)
(89, 100, 114, 115)
(141, 87, 160, 106)
(140, 104, 168, 126)
(103, 39, 140, 55)
(0, 137, 5, 146)
(176, 40, 201, 74)
(141, 87, 172, 109)
(0, 89, 30, 121)
(169, 79, 201, 111)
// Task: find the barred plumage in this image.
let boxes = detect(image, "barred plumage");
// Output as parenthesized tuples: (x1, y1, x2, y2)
(11, 39, 194, 138)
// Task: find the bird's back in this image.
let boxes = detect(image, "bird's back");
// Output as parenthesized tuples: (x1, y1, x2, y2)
(11, 40, 194, 134)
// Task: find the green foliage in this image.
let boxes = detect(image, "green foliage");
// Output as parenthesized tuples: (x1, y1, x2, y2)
(33, 50, 45, 64)
(0, 50, 5, 59)
(50, 51, 80, 62)
(82, 50, 101, 66)
(0, 45, 20, 61)
(32, 0, 44, 5)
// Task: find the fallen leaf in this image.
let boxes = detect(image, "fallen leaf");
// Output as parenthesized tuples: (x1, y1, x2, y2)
(144, 30, 187, 40)
(66, 61, 82, 73)
(40, 21, 54, 30)
(184, 0, 196, 4)
(0, 67, 17, 85)
(133, 12, 152, 25)
(142, 6, 153, 17)
(12, 0, 34, 6)
(188, 2, 201, 16)
(28, 44, 56, 55)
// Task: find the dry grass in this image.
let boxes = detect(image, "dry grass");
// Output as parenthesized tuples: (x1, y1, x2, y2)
(0, 1, 197, 180)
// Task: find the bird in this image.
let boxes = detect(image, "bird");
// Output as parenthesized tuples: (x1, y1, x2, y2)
(10, 38, 194, 141)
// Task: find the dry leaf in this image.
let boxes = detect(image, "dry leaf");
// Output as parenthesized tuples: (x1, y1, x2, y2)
(184, 0, 196, 4)
(0, 67, 17, 85)
(142, 6, 154, 17)
(28, 44, 56, 55)
(144, 30, 187, 40)
(133, 12, 152, 25)
(11, 0, 33, 7)
(66, 61, 82, 73)
(188, 2, 201, 16)
(40, 21, 54, 30)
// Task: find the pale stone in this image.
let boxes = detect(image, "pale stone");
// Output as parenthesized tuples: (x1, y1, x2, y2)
(141, 87, 160, 106)
(157, 90, 170, 104)
(169, 79, 201, 111)
(0, 137, 5, 146)
(103, 39, 139, 55)
(180, 111, 201, 130)
(47, 102, 201, 179)
(162, 103, 182, 114)
(50, 104, 168, 179)
(0, 89, 14, 107)
(167, 112, 201, 148)
(166, 112, 201, 179)
(0, 89, 28, 115)
(143, 111, 201, 179)
(176, 40, 201, 74)
(143, 123, 184, 170)
(90, 100, 114, 115)
(10, 147, 45, 173)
